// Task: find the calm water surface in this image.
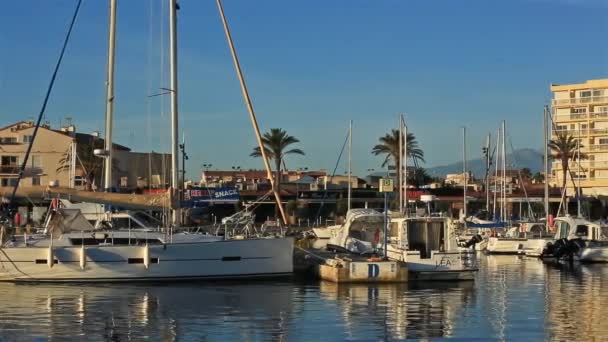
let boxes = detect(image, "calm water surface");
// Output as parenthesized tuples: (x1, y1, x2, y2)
(0, 256, 606, 341)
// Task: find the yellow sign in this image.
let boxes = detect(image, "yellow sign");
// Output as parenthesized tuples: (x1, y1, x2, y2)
(379, 178, 394, 192)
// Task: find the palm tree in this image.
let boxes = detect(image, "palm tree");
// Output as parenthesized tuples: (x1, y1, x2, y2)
(548, 133, 586, 214)
(532, 172, 544, 184)
(372, 129, 424, 193)
(520, 167, 533, 182)
(251, 128, 304, 215)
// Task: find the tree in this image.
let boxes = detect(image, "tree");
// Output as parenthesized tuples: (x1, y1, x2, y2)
(520, 167, 532, 181)
(372, 129, 424, 193)
(532, 172, 544, 184)
(548, 133, 586, 214)
(251, 128, 305, 216)
(407, 167, 432, 187)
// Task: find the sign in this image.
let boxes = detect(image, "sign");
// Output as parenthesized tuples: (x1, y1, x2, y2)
(182, 187, 240, 208)
(379, 178, 394, 192)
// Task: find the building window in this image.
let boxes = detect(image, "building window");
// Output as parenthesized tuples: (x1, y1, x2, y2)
(0, 178, 17, 187)
(597, 106, 608, 113)
(599, 138, 608, 145)
(1, 156, 18, 166)
(32, 176, 41, 186)
(556, 125, 567, 131)
(74, 176, 85, 187)
(22, 135, 33, 143)
(580, 90, 592, 98)
(0, 137, 17, 144)
(572, 107, 587, 114)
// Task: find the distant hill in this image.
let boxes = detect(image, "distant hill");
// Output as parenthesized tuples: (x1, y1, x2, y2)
(427, 148, 543, 178)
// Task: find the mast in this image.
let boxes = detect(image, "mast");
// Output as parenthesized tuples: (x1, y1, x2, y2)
(347, 120, 352, 211)
(485, 133, 491, 213)
(103, 0, 117, 191)
(501, 120, 507, 221)
(493, 129, 500, 220)
(169, 0, 180, 226)
(544, 106, 549, 225)
(463, 126, 467, 219)
(577, 120, 582, 217)
(402, 115, 407, 215)
(398, 114, 403, 214)
(216, 0, 288, 225)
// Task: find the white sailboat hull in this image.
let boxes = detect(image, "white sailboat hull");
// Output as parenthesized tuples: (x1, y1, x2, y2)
(0, 238, 293, 282)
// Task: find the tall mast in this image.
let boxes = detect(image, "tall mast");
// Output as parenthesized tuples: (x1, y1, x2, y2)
(402, 115, 407, 215)
(216, 0, 288, 225)
(398, 114, 403, 214)
(577, 119, 582, 217)
(347, 120, 352, 211)
(544, 106, 549, 225)
(463, 126, 467, 219)
(485, 132, 491, 213)
(493, 129, 500, 220)
(103, 0, 117, 191)
(169, 0, 180, 226)
(502, 120, 507, 221)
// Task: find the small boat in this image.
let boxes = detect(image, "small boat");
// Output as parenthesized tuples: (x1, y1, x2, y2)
(486, 222, 554, 255)
(326, 210, 477, 280)
(541, 216, 608, 263)
(386, 216, 478, 281)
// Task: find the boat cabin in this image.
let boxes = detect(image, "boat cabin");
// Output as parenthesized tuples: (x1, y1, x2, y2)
(554, 217, 608, 241)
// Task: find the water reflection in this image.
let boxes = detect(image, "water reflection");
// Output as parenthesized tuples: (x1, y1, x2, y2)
(0, 282, 293, 341)
(317, 281, 475, 340)
(0, 258, 606, 341)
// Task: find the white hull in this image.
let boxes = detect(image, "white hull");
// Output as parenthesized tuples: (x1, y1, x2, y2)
(387, 245, 477, 281)
(0, 237, 293, 282)
(486, 237, 526, 254)
(312, 227, 332, 239)
(578, 246, 608, 262)
(522, 238, 554, 258)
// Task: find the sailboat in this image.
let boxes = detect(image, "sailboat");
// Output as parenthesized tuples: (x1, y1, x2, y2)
(0, 0, 293, 282)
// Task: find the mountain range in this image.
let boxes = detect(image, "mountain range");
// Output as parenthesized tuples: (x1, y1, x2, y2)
(427, 148, 543, 178)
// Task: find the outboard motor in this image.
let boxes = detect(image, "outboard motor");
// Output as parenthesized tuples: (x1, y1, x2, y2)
(463, 234, 483, 248)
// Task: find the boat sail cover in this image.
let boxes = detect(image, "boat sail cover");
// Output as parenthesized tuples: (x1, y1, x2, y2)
(47, 208, 95, 236)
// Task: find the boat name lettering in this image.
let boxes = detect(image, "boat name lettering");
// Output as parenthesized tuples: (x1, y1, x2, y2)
(368, 264, 380, 278)
(436, 256, 452, 268)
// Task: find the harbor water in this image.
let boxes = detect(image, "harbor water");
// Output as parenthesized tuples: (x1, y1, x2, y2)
(0, 256, 606, 341)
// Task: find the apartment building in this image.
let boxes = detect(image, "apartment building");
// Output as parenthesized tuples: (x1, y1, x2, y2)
(0, 121, 170, 191)
(551, 78, 608, 196)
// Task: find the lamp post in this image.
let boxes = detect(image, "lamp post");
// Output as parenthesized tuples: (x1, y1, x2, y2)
(179, 141, 188, 207)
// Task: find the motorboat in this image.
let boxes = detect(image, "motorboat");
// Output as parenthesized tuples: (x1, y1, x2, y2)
(326, 210, 477, 280)
(486, 222, 553, 255)
(541, 216, 608, 262)
(386, 216, 478, 281)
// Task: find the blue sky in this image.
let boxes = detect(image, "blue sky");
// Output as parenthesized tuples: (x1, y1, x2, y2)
(1, 0, 607, 179)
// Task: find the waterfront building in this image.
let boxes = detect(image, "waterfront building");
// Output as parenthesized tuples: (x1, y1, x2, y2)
(551, 78, 608, 196)
(0, 120, 169, 191)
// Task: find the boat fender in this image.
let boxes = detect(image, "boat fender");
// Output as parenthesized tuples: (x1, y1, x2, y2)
(47, 244, 54, 269)
(79, 245, 86, 270)
(143, 244, 150, 270)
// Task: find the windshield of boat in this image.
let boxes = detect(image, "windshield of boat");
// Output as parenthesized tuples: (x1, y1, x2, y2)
(575, 225, 589, 238)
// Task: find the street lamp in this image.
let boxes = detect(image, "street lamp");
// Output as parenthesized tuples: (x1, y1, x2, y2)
(202, 163, 213, 171)
(179, 142, 188, 205)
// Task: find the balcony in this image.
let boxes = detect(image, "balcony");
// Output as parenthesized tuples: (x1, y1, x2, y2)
(589, 144, 608, 151)
(553, 129, 588, 136)
(553, 95, 608, 106)
(0, 166, 43, 176)
(553, 111, 608, 121)
(0, 165, 19, 175)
